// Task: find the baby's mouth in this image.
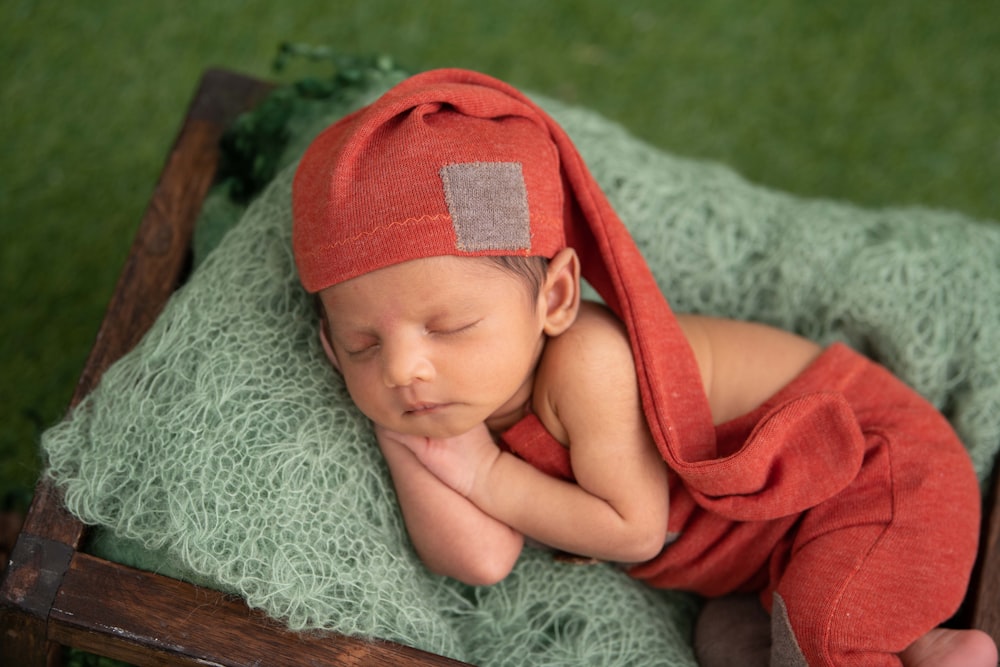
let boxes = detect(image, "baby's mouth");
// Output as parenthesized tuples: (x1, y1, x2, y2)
(404, 402, 449, 415)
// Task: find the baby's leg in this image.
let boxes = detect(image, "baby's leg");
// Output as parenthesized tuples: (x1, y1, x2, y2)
(694, 595, 997, 667)
(768, 435, 980, 667)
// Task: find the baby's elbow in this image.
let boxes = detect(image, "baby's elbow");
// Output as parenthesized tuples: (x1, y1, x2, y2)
(456, 555, 517, 587)
(619, 522, 669, 564)
(441, 550, 520, 587)
(425, 535, 524, 586)
(618, 537, 664, 564)
(634, 533, 669, 563)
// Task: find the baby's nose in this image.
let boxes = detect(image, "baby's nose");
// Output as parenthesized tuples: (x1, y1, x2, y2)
(381, 340, 434, 387)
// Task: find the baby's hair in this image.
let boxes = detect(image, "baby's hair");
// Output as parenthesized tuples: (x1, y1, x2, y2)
(486, 255, 549, 300)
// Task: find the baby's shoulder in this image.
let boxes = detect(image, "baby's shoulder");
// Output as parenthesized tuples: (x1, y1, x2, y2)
(544, 300, 631, 365)
(530, 301, 639, 444)
(533, 301, 635, 403)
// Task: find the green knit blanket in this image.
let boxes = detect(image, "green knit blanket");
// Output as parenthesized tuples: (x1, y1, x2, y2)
(43, 65, 1000, 667)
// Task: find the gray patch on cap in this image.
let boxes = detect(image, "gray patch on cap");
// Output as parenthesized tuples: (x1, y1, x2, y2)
(440, 162, 531, 251)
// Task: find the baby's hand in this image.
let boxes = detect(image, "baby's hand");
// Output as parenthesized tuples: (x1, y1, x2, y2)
(375, 423, 500, 498)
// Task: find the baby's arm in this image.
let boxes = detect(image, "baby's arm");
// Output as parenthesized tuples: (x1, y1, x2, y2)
(399, 303, 670, 565)
(377, 424, 524, 585)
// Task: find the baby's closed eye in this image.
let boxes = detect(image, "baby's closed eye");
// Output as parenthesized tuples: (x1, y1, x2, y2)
(428, 319, 482, 337)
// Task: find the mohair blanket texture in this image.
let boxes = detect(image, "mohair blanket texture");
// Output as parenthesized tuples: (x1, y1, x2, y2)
(43, 69, 1000, 667)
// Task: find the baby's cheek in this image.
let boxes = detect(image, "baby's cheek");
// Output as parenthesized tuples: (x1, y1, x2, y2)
(340, 375, 380, 416)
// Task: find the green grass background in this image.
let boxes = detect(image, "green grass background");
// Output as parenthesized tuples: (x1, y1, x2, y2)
(2, 1, 999, 506)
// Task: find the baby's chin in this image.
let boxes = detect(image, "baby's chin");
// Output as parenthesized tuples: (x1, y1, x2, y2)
(378, 416, 484, 442)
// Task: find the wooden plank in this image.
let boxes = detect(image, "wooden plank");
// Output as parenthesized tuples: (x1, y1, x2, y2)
(49, 552, 472, 667)
(1, 68, 274, 667)
(2, 534, 74, 619)
(972, 474, 1000, 647)
(0, 530, 75, 665)
(0, 612, 61, 667)
(19, 479, 87, 552)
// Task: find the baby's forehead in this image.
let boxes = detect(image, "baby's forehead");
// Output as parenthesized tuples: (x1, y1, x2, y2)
(318, 255, 541, 335)
(321, 254, 530, 303)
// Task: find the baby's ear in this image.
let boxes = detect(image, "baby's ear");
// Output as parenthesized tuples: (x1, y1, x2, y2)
(541, 247, 581, 336)
(318, 321, 342, 373)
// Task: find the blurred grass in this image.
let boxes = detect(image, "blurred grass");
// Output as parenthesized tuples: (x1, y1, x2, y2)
(2, 0, 998, 503)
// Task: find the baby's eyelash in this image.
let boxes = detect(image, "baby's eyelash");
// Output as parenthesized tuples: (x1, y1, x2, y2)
(340, 319, 481, 357)
(432, 319, 481, 335)
(345, 341, 379, 357)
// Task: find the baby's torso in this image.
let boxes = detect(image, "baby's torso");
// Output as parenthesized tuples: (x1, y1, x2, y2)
(526, 304, 825, 444)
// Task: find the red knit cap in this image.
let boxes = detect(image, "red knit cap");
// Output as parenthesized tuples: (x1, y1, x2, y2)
(293, 72, 567, 292)
(292, 69, 719, 472)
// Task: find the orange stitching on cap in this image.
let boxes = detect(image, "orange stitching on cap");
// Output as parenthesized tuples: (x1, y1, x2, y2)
(302, 213, 564, 258)
(305, 213, 453, 255)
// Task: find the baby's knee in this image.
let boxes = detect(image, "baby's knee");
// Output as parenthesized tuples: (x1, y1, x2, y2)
(771, 592, 904, 666)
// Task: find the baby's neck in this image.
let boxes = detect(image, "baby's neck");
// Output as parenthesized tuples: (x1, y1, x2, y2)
(486, 339, 546, 436)
(485, 392, 534, 436)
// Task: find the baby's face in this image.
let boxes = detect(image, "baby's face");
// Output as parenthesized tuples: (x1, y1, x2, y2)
(319, 256, 548, 439)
